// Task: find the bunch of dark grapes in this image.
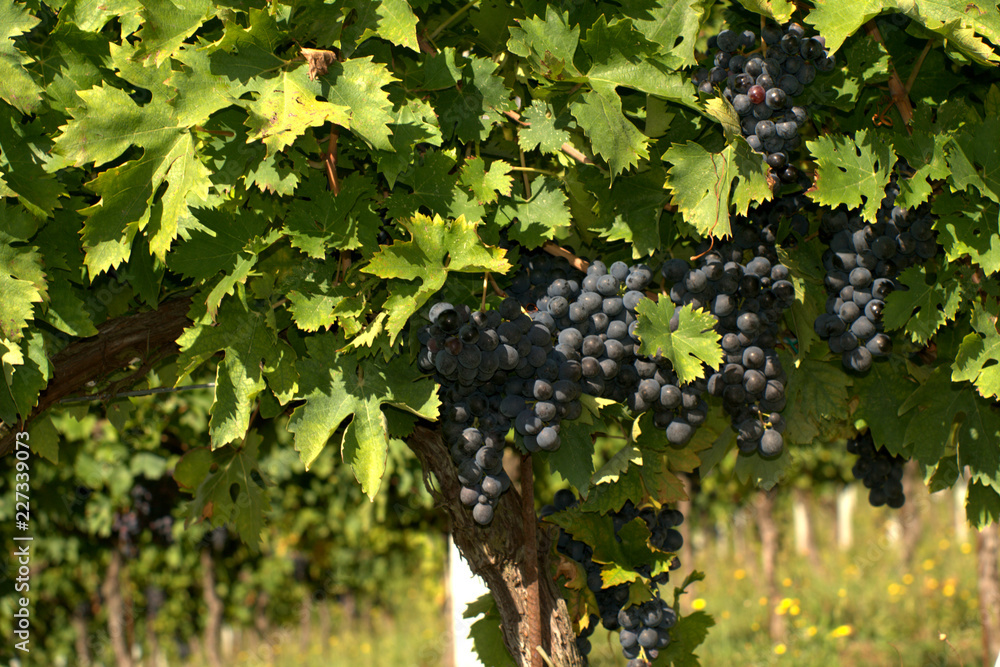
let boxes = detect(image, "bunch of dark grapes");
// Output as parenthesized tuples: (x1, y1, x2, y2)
(847, 430, 906, 508)
(619, 596, 678, 663)
(418, 300, 520, 525)
(693, 23, 835, 183)
(612, 500, 685, 576)
(814, 176, 938, 373)
(130, 484, 152, 515)
(663, 226, 796, 457)
(543, 492, 685, 664)
(506, 251, 584, 309)
(537, 259, 708, 448)
(734, 181, 813, 259)
(112, 510, 141, 557)
(543, 490, 632, 634)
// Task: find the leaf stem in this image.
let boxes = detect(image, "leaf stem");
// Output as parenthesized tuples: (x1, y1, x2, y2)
(519, 146, 532, 198)
(510, 166, 559, 176)
(324, 127, 341, 195)
(905, 39, 935, 94)
(542, 242, 589, 272)
(430, 0, 479, 41)
(864, 21, 914, 133)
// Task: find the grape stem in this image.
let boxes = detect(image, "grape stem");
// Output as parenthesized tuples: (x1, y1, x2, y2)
(541, 242, 590, 272)
(863, 21, 914, 133)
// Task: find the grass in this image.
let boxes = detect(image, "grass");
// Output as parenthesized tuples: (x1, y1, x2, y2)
(184, 486, 984, 666)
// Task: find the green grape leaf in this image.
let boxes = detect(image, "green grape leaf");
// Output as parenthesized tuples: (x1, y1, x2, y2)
(734, 445, 791, 488)
(634, 300, 722, 386)
(805, 0, 889, 55)
(27, 413, 59, 464)
(370, 0, 419, 52)
(0, 331, 49, 424)
(900, 366, 1000, 489)
(0, 107, 64, 219)
(133, 0, 212, 67)
(495, 176, 572, 249)
(435, 55, 514, 143)
(932, 191, 1000, 274)
(572, 87, 649, 178)
(384, 149, 485, 224)
(735, 0, 795, 22)
(782, 354, 852, 446)
(173, 431, 271, 547)
(176, 299, 299, 447)
(658, 610, 715, 667)
(283, 174, 381, 257)
(41, 276, 99, 337)
(0, 1, 43, 114)
(518, 100, 574, 155)
(882, 266, 964, 344)
(286, 332, 440, 497)
(507, 6, 581, 78)
(846, 33, 891, 84)
(0, 242, 46, 341)
(545, 396, 603, 493)
(459, 157, 514, 205)
(952, 301, 1000, 399)
(966, 481, 1000, 529)
(662, 140, 771, 239)
(850, 358, 917, 455)
(50, 73, 213, 273)
(585, 463, 644, 512)
(375, 97, 443, 189)
(636, 447, 687, 505)
(549, 509, 668, 573)
(580, 15, 658, 64)
(623, 0, 709, 68)
(947, 87, 1000, 203)
(898, 3, 1000, 66)
(464, 594, 517, 667)
(363, 213, 509, 343)
(806, 129, 895, 223)
(244, 67, 351, 156)
(168, 208, 268, 280)
(584, 163, 668, 259)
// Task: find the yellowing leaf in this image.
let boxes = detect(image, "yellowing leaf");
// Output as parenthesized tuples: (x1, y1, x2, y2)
(362, 214, 510, 343)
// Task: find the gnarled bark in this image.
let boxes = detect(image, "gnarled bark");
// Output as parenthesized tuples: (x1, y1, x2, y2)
(407, 426, 583, 667)
(0, 297, 192, 458)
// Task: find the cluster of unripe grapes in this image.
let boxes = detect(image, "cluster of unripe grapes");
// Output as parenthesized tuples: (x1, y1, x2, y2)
(847, 430, 906, 508)
(694, 22, 835, 183)
(814, 175, 939, 373)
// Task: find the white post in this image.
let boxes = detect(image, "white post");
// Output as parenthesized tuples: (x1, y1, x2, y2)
(954, 472, 969, 543)
(792, 493, 809, 555)
(450, 534, 489, 667)
(837, 485, 856, 550)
